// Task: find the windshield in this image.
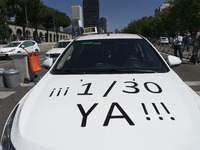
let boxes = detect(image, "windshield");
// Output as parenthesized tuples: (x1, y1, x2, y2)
(52, 39, 169, 74)
(4, 42, 21, 48)
(53, 42, 70, 48)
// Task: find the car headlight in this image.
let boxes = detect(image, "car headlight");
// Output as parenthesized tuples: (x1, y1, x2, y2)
(0, 105, 19, 150)
(8, 49, 15, 52)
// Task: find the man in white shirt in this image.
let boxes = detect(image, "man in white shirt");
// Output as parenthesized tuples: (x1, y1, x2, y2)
(173, 32, 183, 60)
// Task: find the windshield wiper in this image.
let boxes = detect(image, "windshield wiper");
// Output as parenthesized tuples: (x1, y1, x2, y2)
(53, 68, 157, 74)
(74, 68, 155, 73)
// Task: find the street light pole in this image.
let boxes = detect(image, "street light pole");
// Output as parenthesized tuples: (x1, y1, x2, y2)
(53, 8, 61, 42)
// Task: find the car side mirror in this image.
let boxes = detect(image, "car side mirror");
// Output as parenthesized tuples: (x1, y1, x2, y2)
(42, 58, 54, 69)
(21, 45, 25, 48)
(167, 55, 182, 67)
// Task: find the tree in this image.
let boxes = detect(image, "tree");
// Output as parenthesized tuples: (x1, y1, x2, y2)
(40, 4, 54, 42)
(0, 0, 10, 42)
(122, 0, 200, 38)
(54, 9, 71, 41)
(27, 0, 43, 40)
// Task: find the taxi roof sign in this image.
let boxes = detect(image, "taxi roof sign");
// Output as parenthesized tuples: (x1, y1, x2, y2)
(83, 27, 98, 35)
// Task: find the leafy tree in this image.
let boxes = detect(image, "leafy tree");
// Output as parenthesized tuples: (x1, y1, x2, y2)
(27, 0, 43, 40)
(122, 0, 200, 38)
(40, 4, 54, 42)
(0, 0, 10, 41)
(54, 9, 71, 41)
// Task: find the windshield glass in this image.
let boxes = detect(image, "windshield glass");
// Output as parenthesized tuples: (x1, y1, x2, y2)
(4, 42, 21, 48)
(53, 42, 70, 48)
(52, 39, 169, 74)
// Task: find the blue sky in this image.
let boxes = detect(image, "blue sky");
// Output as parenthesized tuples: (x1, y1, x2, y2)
(41, 0, 167, 32)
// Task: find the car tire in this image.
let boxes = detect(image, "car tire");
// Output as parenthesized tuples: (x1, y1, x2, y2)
(35, 49, 39, 54)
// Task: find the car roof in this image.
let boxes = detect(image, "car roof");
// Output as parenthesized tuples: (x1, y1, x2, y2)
(10, 40, 35, 43)
(75, 34, 143, 41)
(58, 39, 73, 42)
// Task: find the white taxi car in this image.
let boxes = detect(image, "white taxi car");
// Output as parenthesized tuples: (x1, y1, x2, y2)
(0, 40, 40, 58)
(45, 39, 73, 61)
(1, 34, 200, 150)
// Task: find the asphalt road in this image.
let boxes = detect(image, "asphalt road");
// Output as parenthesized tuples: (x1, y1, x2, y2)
(0, 46, 200, 138)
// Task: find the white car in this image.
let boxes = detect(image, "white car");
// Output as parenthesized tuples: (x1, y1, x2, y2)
(0, 40, 40, 58)
(1, 34, 200, 150)
(159, 37, 169, 44)
(45, 40, 73, 61)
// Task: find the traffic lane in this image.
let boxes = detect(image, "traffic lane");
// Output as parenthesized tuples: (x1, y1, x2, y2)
(0, 86, 33, 137)
(162, 53, 200, 92)
(0, 52, 48, 136)
(172, 62, 200, 91)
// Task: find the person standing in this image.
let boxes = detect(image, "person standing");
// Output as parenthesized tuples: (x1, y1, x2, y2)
(184, 30, 191, 52)
(193, 28, 200, 65)
(174, 32, 183, 60)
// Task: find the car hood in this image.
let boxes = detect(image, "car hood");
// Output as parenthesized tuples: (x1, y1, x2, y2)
(46, 48, 66, 54)
(11, 71, 200, 150)
(0, 47, 18, 52)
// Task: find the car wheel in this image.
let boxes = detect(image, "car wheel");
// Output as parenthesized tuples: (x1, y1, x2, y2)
(35, 49, 39, 54)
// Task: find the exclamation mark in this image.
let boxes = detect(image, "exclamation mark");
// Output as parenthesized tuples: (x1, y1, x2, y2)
(64, 87, 69, 96)
(160, 102, 175, 120)
(141, 103, 151, 120)
(57, 88, 62, 96)
(152, 103, 163, 120)
(49, 88, 56, 97)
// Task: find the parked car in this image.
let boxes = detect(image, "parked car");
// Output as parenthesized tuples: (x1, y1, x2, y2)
(45, 39, 73, 61)
(2, 34, 200, 150)
(158, 37, 169, 44)
(0, 40, 40, 59)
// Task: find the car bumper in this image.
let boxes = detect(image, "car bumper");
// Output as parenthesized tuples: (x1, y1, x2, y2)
(0, 53, 9, 58)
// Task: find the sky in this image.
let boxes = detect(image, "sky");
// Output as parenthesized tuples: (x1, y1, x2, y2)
(41, 0, 167, 32)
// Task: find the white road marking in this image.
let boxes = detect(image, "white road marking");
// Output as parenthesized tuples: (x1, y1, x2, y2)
(0, 91, 16, 99)
(185, 81, 200, 86)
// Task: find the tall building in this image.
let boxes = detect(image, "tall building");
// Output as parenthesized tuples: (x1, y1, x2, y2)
(99, 17, 107, 33)
(71, 5, 83, 27)
(83, 0, 99, 28)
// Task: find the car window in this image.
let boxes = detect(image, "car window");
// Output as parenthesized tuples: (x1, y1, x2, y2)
(22, 41, 34, 48)
(52, 39, 169, 74)
(53, 42, 70, 48)
(4, 42, 21, 47)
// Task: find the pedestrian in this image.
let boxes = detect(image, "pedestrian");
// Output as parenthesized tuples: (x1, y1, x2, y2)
(183, 30, 191, 52)
(173, 32, 183, 60)
(193, 28, 200, 65)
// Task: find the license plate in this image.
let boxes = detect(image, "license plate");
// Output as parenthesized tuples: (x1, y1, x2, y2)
(0, 54, 6, 57)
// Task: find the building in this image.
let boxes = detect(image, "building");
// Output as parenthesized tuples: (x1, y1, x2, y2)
(71, 5, 83, 28)
(83, 0, 99, 29)
(155, 0, 170, 16)
(99, 17, 107, 33)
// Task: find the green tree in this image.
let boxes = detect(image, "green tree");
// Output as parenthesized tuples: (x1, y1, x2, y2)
(0, 0, 10, 41)
(54, 9, 71, 41)
(122, 0, 200, 38)
(40, 5, 54, 42)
